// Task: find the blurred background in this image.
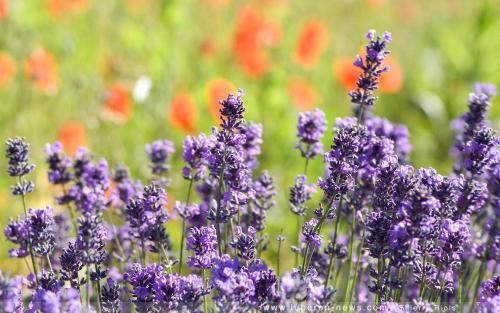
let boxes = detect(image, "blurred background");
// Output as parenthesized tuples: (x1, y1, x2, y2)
(1, 0, 499, 272)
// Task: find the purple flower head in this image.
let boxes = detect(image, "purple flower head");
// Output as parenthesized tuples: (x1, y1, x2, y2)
(28, 289, 60, 313)
(145, 139, 175, 177)
(45, 142, 73, 185)
(153, 274, 181, 311)
(28, 207, 56, 257)
(59, 242, 84, 289)
(289, 175, 316, 216)
(241, 171, 276, 231)
(220, 89, 245, 122)
(174, 201, 200, 220)
(478, 275, 500, 304)
(241, 122, 263, 169)
(296, 109, 327, 160)
(5, 137, 35, 177)
(319, 119, 367, 199)
(124, 263, 164, 305)
(182, 133, 209, 181)
(5, 137, 35, 196)
(0, 271, 24, 313)
(302, 218, 321, 248)
(461, 127, 498, 177)
(438, 219, 470, 268)
(365, 116, 412, 162)
(186, 225, 218, 269)
(3, 217, 30, 258)
(232, 226, 256, 262)
(76, 212, 107, 266)
(110, 165, 142, 208)
(178, 274, 208, 312)
(474, 82, 498, 97)
(350, 30, 392, 121)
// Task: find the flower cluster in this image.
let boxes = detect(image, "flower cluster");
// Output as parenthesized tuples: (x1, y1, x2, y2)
(1, 30, 498, 313)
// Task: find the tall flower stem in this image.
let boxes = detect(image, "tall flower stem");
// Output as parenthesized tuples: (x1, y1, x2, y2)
(95, 264, 103, 313)
(343, 210, 356, 305)
(469, 260, 487, 313)
(45, 254, 53, 272)
(62, 184, 78, 233)
(348, 228, 366, 307)
(20, 183, 39, 284)
(301, 196, 335, 278)
(458, 271, 463, 313)
(214, 148, 227, 256)
(324, 197, 343, 290)
(202, 269, 208, 313)
(179, 177, 194, 274)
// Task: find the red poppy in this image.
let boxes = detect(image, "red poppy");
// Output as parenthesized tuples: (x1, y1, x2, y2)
(169, 92, 197, 133)
(365, 0, 386, 7)
(233, 5, 281, 77)
(333, 56, 402, 93)
(205, 78, 236, 122)
(46, 0, 90, 18)
(287, 77, 317, 111)
(0, 0, 7, 20)
(0, 52, 16, 87)
(295, 20, 327, 68)
(25, 48, 59, 94)
(105, 84, 132, 122)
(57, 122, 87, 155)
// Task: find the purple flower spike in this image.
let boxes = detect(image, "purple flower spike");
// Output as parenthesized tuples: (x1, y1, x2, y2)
(186, 225, 218, 269)
(296, 109, 327, 160)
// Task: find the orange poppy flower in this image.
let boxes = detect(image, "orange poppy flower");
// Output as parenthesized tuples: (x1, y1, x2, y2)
(365, 0, 386, 7)
(0, 0, 7, 20)
(0, 52, 16, 87)
(46, 0, 90, 18)
(233, 5, 281, 77)
(105, 84, 132, 122)
(205, 78, 236, 122)
(295, 20, 327, 68)
(57, 122, 87, 155)
(168, 92, 197, 133)
(333, 56, 402, 93)
(25, 48, 59, 94)
(287, 77, 317, 111)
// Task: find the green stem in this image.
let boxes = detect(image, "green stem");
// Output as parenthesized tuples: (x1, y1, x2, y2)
(342, 208, 356, 305)
(348, 230, 365, 307)
(469, 260, 487, 313)
(95, 264, 103, 313)
(202, 269, 208, 313)
(458, 272, 463, 313)
(141, 239, 146, 266)
(20, 186, 38, 284)
(324, 197, 343, 290)
(45, 254, 53, 272)
(86, 266, 90, 308)
(179, 177, 194, 274)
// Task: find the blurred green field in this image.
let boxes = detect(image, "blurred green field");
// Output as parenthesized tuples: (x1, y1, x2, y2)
(1, 0, 500, 272)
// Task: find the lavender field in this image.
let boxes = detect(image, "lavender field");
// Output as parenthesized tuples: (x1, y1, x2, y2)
(0, 1, 499, 312)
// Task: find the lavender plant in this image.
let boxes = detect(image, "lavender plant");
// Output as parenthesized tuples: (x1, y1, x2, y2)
(1, 30, 498, 313)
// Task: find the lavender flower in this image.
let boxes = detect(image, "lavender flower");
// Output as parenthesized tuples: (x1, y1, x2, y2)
(28, 288, 81, 313)
(45, 142, 73, 185)
(182, 133, 209, 181)
(302, 219, 321, 248)
(0, 272, 24, 313)
(437, 219, 469, 270)
(296, 109, 327, 160)
(153, 273, 181, 311)
(460, 127, 498, 177)
(178, 274, 208, 312)
(5, 137, 35, 195)
(319, 119, 367, 200)
(101, 279, 121, 313)
(186, 225, 218, 269)
(232, 226, 256, 262)
(289, 175, 316, 216)
(4, 207, 56, 258)
(242, 171, 276, 231)
(124, 263, 163, 312)
(241, 122, 263, 169)
(350, 30, 392, 121)
(60, 242, 85, 289)
(145, 139, 175, 176)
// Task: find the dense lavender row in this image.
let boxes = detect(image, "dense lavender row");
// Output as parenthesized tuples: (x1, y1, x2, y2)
(1, 30, 498, 313)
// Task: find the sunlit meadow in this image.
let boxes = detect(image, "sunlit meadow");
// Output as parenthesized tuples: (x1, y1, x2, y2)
(0, 0, 499, 312)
